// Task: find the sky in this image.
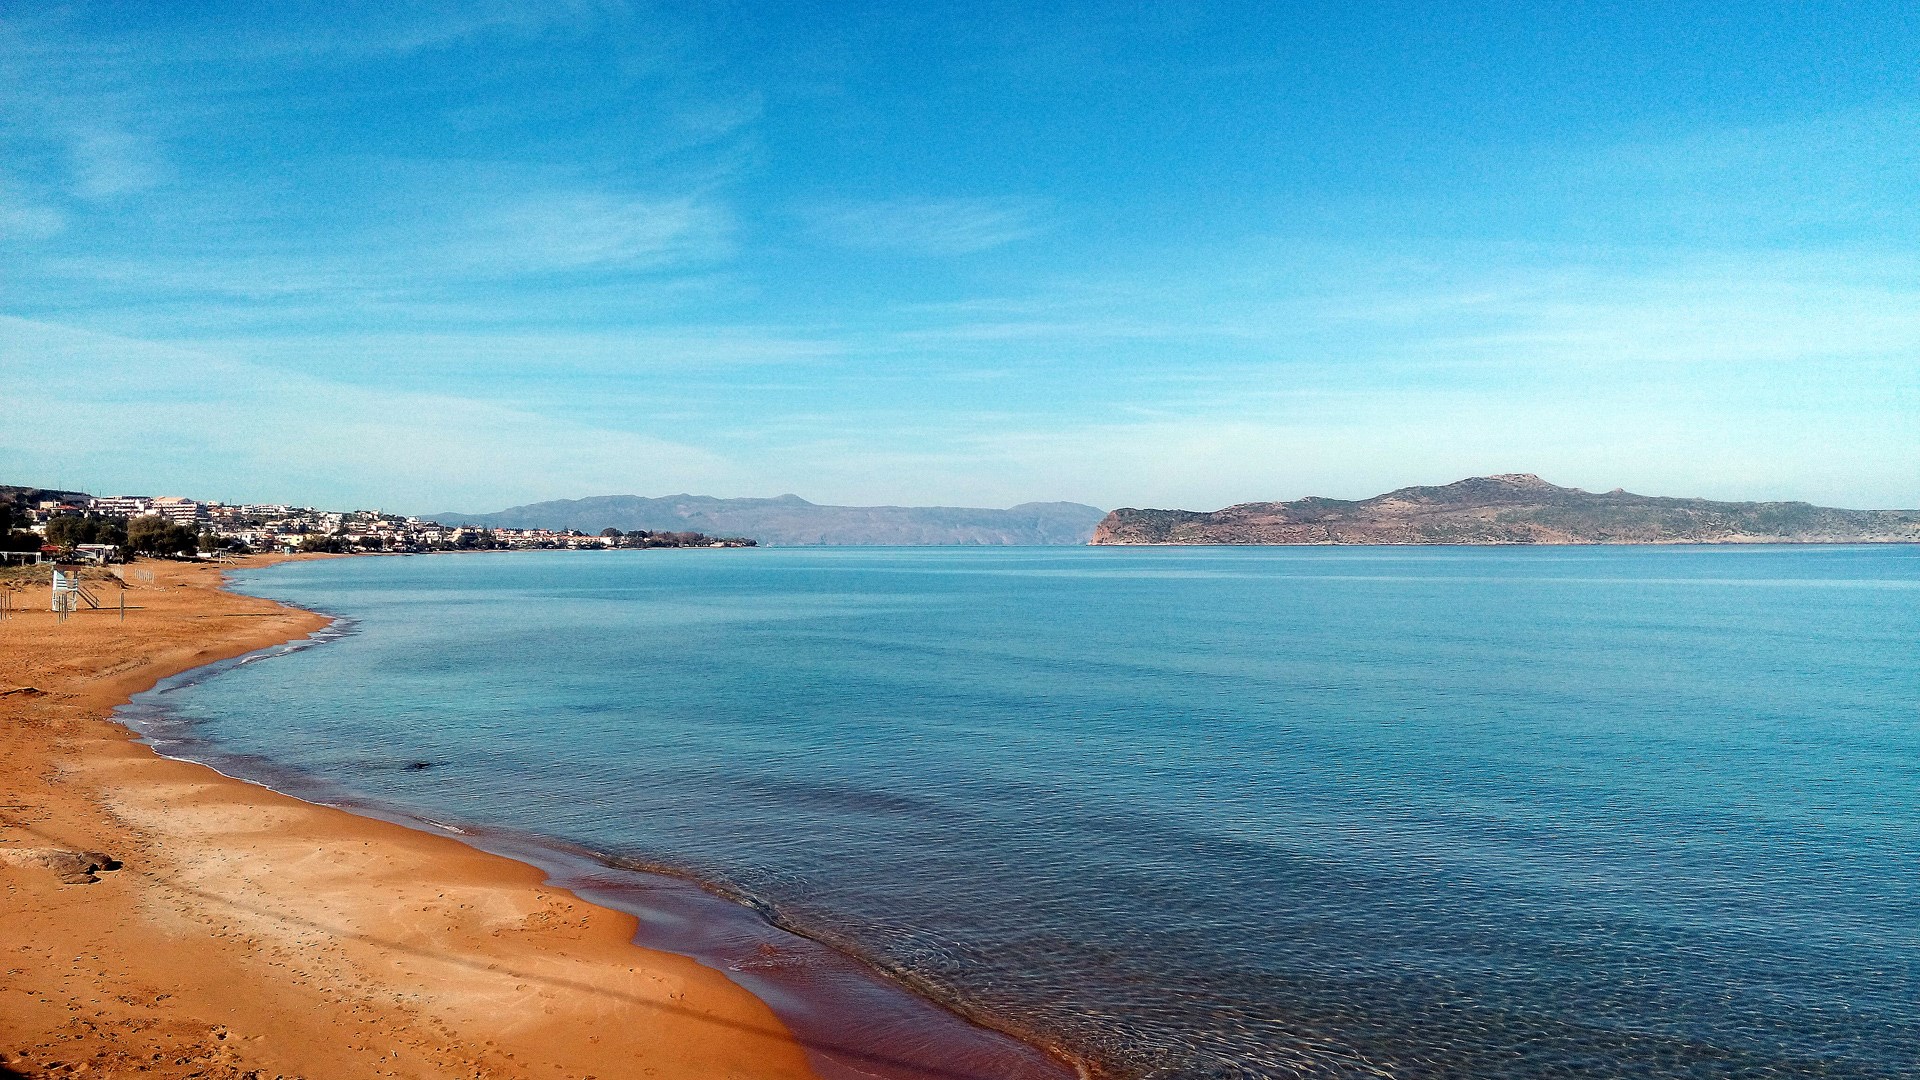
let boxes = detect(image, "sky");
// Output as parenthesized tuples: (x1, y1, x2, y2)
(2, 1, 1917, 514)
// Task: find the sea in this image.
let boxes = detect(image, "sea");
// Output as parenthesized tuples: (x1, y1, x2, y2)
(121, 546, 1920, 1079)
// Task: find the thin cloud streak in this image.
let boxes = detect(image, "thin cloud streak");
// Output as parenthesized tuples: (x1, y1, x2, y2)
(445, 191, 735, 274)
(800, 197, 1049, 256)
(0, 317, 746, 511)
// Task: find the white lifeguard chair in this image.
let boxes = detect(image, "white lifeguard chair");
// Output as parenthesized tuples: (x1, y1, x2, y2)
(51, 569, 99, 616)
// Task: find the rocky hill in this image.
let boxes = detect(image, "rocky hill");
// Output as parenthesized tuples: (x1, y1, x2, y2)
(435, 494, 1109, 546)
(1, 485, 92, 511)
(1091, 475, 1920, 546)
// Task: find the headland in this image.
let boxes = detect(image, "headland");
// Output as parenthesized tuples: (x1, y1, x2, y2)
(1091, 474, 1920, 545)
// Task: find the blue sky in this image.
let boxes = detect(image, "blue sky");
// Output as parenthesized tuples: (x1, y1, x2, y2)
(2, 1, 1916, 513)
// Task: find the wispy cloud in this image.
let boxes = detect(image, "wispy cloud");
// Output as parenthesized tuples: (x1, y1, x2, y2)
(800, 196, 1048, 256)
(0, 14, 173, 212)
(0, 316, 746, 511)
(60, 123, 168, 199)
(0, 3, 753, 314)
(445, 191, 734, 274)
(192, 329, 844, 382)
(0, 182, 64, 240)
(161, 1, 625, 65)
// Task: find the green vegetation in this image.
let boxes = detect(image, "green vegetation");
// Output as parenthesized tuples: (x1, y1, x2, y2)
(0, 562, 54, 590)
(1, 505, 41, 552)
(1, 562, 123, 594)
(296, 534, 350, 553)
(125, 515, 200, 556)
(200, 533, 249, 554)
(44, 512, 128, 550)
(613, 529, 755, 548)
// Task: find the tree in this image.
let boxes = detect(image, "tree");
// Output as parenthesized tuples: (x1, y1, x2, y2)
(126, 515, 198, 556)
(46, 512, 127, 548)
(45, 513, 87, 547)
(600, 527, 623, 539)
(125, 515, 167, 553)
(198, 533, 248, 554)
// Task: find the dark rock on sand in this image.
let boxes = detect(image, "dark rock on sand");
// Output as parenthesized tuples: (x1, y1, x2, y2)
(0, 847, 123, 884)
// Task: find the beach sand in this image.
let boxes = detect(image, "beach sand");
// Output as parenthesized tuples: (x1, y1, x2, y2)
(0, 554, 821, 1080)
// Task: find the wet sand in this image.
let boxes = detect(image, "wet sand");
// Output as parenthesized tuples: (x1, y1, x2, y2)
(0, 554, 822, 1080)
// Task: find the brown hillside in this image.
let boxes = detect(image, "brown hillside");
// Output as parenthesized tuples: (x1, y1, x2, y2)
(1090, 475, 1920, 545)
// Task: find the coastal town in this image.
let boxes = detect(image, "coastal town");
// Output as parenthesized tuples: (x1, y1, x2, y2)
(1, 486, 755, 563)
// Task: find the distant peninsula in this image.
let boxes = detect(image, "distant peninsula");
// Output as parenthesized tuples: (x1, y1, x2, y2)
(434, 494, 1110, 546)
(1090, 475, 1920, 546)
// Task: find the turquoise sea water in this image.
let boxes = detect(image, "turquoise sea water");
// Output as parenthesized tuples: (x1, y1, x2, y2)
(129, 547, 1920, 1078)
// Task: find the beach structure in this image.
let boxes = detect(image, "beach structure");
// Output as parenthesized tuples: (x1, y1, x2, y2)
(51, 569, 99, 616)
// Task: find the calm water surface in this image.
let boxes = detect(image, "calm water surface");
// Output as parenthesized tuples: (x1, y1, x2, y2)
(136, 547, 1920, 1077)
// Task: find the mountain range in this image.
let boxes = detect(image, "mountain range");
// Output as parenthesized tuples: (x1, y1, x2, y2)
(1090, 474, 1920, 545)
(434, 494, 1110, 546)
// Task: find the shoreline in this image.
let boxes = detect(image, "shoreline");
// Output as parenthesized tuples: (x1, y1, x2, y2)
(0, 553, 823, 1079)
(150, 559, 1083, 1080)
(3, 553, 1082, 1080)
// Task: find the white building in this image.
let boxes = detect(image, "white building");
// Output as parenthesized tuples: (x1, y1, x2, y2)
(89, 495, 153, 517)
(149, 497, 206, 525)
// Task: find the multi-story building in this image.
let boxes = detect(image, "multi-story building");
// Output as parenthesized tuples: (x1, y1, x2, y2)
(88, 495, 153, 517)
(149, 497, 207, 525)
(84, 495, 205, 525)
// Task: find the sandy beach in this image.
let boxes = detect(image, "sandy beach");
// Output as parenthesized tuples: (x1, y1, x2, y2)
(0, 554, 821, 1080)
